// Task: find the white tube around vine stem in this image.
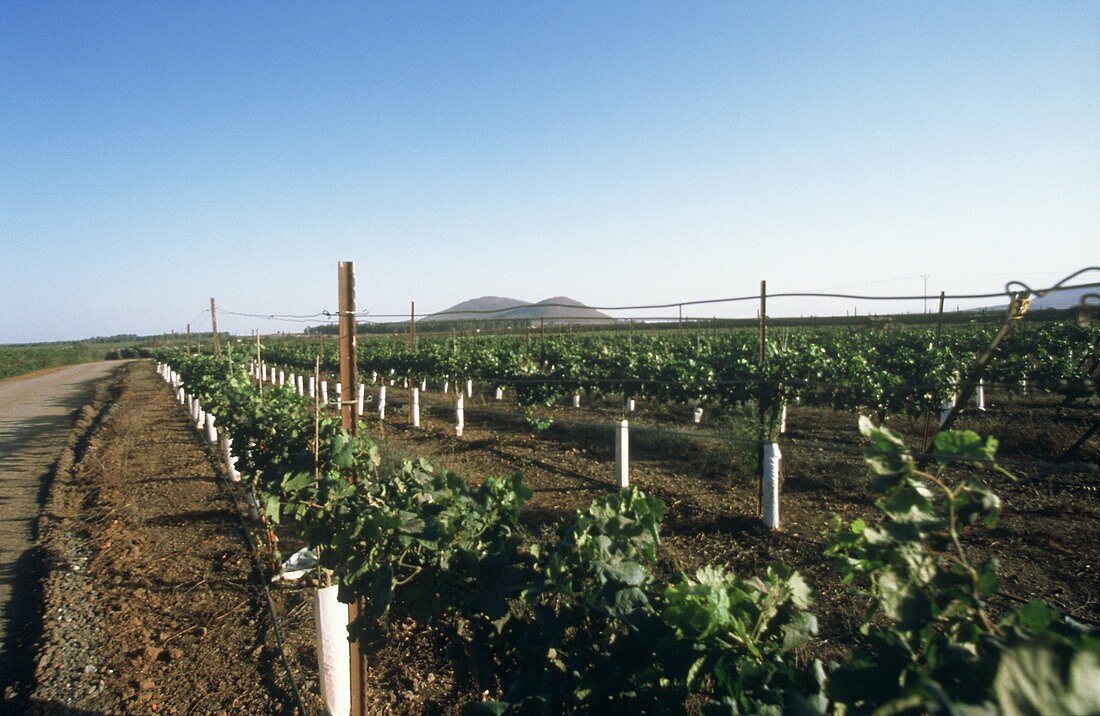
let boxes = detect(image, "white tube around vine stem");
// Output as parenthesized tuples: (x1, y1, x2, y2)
(456, 393, 464, 437)
(762, 442, 781, 530)
(313, 585, 351, 716)
(357, 384, 365, 417)
(411, 388, 420, 428)
(204, 413, 217, 444)
(378, 385, 386, 421)
(615, 420, 629, 488)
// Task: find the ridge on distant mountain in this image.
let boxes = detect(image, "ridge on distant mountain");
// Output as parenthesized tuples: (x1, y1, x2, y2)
(983, 284, 1099, 312)
(427, 295, 614, 323)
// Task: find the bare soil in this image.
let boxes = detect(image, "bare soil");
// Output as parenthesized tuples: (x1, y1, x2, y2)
(10, 364, 1098, 715)
(14, 364, 307, 714)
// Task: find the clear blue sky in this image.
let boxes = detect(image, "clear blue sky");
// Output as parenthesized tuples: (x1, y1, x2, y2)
(1, 1, 1097, 341)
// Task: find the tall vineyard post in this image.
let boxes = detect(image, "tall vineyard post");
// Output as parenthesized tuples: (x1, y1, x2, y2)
(920, 291, 946, 450)
(210, 297, 220, 355)
(757, 280, 766, 519)
(338, 261, 367, 716)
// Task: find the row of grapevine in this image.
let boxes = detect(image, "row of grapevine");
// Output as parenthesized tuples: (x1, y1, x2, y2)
(157, 350, 1099, 715)
(255, 322, 1097, 425)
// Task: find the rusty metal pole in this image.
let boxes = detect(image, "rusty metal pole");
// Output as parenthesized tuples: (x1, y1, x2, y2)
(337, 262, 365, 716)
(210, 298, 220, 355)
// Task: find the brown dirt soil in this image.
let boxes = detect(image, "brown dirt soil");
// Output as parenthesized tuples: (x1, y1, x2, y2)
(15, 363, 1098, 715)
(363, 383, 1100, 678)
(20, 363, 308, 714)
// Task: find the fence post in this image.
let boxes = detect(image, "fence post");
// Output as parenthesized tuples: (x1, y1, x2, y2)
(210, 297, 220, 355)
(337, 261, 366, 716)
(757, 279, 767, 520)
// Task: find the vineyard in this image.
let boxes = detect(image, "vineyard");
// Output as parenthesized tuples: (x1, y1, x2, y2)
(153, 297, 1100, 715)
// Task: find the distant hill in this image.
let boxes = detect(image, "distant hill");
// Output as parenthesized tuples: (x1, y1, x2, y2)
(981, 284, 1100, 312)
(428, 296, 614, 324)
(1026, 284, 1099, 311)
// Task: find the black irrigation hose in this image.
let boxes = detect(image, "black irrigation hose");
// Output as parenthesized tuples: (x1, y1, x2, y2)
(190, 398, 311, 715)
(207, 269, 1100, 321)
(216, 476, 311, 716)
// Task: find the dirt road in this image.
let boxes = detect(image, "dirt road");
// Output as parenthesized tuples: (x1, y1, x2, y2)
(0, 362, 127, 681)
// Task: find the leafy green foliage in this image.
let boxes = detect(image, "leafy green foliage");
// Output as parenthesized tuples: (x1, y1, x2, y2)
(826, 417, 1099, 714)
(160, 350, 1099, 715)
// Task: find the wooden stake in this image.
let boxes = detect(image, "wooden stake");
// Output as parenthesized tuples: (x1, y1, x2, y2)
(210, 298, 220, 355)
(255, 330, 263, 401)
(409, 301, 416, 352)
(757, 280, 766, 519)
(187, 324, 192, 354)
(337, 262, 365, 716)
(920, 292, 946, 449)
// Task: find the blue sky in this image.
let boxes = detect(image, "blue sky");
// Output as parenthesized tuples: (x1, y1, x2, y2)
(1, 2, 1097, 341)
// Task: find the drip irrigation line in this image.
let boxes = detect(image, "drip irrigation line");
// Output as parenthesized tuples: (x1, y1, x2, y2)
(362, 278, 1100, 317)
(218, 478, 311, 715)
(192, 409, 311, 713)
(206, 268, 1100, 324)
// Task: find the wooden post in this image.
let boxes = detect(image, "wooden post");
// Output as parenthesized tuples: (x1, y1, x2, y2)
(409, 301, 416, 352)
(678, 304, 683, 337)
(187, 324, 192, 354)
(920, 292, 946, 449)
(337, 262, 365, 716)
(255, 330, 263, 400)
(758, 281, 766, 364)
(757, 280, 766, 518)
(210, 297, 220, 355)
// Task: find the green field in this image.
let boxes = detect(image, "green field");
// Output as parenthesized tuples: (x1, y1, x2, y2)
(0, 338, 153, 381)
